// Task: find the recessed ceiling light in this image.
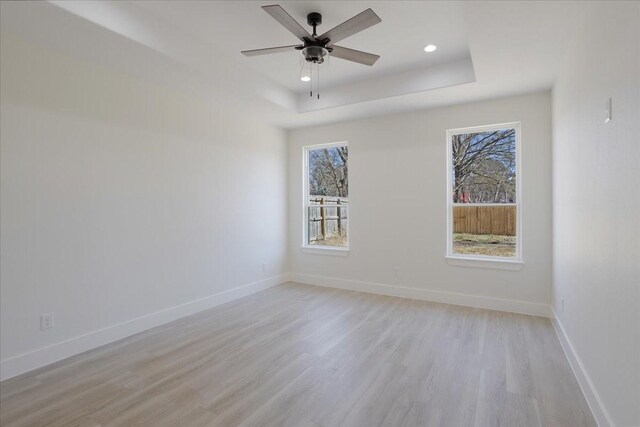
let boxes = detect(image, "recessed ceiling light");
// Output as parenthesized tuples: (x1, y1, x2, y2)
(300, 76, 311, 82)
(424, 44, 437, 53)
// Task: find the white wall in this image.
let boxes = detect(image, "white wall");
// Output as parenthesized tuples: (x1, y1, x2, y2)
(551, 2, 640, 426)
(288, 92, 552, 315)
(0, 33, 288, 379)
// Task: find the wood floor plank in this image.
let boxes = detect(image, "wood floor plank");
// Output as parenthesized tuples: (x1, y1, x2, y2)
(0, 283, 597, 427)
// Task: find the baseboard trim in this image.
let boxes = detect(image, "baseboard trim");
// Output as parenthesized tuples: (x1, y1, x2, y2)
(551, 310, 614, 427)
(0, 273, 290, 381)
(289, 273, 550, 317)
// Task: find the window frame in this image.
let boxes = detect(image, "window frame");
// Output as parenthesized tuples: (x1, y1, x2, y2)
(445, 122, 523, 268)
(302, 141, 350, 254)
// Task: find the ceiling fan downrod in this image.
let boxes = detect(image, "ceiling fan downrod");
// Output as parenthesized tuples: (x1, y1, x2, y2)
(307, 12, 322, 37)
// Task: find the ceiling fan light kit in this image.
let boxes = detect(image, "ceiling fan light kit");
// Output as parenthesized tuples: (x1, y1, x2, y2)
(241, 4, 382, 99)
(300, 46, 329, 64)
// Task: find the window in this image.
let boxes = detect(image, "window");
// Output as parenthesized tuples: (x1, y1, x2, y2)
(446, 123, 521, 263)
(303, 142, 349, 250)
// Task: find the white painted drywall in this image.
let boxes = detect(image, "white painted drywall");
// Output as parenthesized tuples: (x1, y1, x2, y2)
(0, 33, 288, 377)
(288, 92, 552, 310)
(552, 2, 640, 426)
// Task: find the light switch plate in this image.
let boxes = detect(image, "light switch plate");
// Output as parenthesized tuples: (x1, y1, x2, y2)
(605, 97, 612, 123)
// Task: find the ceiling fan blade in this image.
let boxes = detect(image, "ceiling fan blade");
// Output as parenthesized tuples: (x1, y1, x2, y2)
(262, 5, 312, 41)
(329, 45, 380, 66)
(318, 8, 381, 46)
(241, 45, 301, 57)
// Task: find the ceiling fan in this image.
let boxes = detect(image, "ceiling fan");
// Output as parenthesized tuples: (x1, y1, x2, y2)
(241, 5, 382, 67)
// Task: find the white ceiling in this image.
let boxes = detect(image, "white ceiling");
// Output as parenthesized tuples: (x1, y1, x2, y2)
(1, 1, 586, 129)
(133, 1, 472, 93)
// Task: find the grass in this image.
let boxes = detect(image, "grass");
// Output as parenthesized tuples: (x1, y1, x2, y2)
(310, 232, 513, 256)
(310, 232, 348, 247)
(453, 233, 516, 257)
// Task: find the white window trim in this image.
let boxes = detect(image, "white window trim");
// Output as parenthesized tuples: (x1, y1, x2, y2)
(302, 246, 350, 256)
(445, 122, 523, 268)
(302, 141, 350, 254)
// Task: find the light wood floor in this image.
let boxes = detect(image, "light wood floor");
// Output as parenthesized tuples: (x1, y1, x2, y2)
(1, 283, 596, 427)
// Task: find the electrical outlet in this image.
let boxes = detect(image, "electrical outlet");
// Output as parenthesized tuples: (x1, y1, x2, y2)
(262, 263, 267, 273)
(393, 267, 400, 277)
(41, 313, 54, 330)
(561, 299, 565, 313)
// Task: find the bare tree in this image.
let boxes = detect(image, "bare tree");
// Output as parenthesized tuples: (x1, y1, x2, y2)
(452, 129, 516, 203)
(309, 147, 348, 197)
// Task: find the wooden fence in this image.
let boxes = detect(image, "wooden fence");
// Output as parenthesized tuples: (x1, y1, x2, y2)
(308, 197, 348, 243)
(453, 205, 516, 236)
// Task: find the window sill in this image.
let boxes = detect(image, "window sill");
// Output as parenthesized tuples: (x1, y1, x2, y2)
(301, 246, 350, 256)
(445, 256, 523, 271)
